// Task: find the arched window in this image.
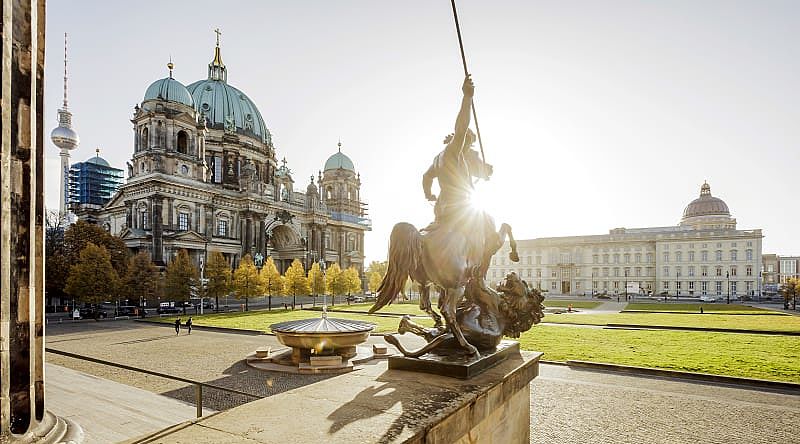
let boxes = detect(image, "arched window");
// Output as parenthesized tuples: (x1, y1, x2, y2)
(177, 130, 188, 154)
(326, 187, 332, 200)
(141, 127, 149, 150)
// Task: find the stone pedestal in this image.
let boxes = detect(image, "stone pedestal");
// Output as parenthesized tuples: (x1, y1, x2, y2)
(127, 351, 542, 443)
(1, 2, 82, 442)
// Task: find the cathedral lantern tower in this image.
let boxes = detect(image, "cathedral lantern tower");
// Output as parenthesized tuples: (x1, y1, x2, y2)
(320, 141, 369, 272)
(320, 141, 363, 215)
(50, 33, 80, 218)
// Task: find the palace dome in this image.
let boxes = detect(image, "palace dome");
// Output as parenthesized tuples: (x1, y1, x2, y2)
(186, 43, 271, 145)
(143, 76, 194, 107)
(682, 182, 730, 219)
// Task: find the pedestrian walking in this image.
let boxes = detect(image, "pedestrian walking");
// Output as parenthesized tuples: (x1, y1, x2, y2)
(174, 318, 181, 335)
(186, 317, 192, 335)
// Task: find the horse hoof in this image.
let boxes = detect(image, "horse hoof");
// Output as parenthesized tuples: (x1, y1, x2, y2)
(510, 252, 520, 262)
(466, 345, 479, 356)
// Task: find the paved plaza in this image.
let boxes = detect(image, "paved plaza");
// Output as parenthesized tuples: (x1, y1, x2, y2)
(46, 320, 800, 443)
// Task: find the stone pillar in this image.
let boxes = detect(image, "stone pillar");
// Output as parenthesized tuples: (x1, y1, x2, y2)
(1, 1, 82, 441)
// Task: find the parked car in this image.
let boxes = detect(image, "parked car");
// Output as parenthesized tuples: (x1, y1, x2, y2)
(157, 306, 182, 315)
(79, 306, 107, 320)
(117, 306, 138, 316)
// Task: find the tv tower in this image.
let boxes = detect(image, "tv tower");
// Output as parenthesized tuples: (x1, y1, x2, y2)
(50, 32, 80, 217)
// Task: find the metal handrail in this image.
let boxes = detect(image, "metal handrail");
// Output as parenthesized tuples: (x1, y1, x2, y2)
(45, 348, 260, 417)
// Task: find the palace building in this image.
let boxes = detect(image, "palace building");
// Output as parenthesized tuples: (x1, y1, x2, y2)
(488, 182, 763, 298)
(78, 37, 370, 275)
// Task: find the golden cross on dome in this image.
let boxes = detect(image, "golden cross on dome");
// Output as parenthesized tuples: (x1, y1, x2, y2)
(214, 28, 222, 46)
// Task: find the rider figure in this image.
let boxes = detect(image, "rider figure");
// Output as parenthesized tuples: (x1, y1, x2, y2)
(422, 75, 492, 230)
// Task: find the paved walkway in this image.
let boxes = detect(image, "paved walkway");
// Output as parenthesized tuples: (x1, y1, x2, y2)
(532, 364, 800, 444)
(47, 363, 208, 443)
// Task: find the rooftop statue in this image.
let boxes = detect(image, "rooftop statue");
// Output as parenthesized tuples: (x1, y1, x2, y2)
(370, 76, 543, 357)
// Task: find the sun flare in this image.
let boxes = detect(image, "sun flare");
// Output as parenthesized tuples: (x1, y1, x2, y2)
(468, 185, 493, 212)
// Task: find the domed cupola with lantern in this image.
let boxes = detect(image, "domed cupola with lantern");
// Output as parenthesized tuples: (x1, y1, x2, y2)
(131, 59, 208, 183)
(679, 181, 736, 230)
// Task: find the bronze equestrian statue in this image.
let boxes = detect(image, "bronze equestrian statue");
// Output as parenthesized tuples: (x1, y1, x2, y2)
(370, 76, 541, 357)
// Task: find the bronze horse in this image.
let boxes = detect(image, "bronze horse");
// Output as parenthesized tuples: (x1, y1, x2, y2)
(369, 212, 519, 356)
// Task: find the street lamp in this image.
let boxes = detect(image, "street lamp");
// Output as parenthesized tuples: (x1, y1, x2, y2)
(676, 269, 680, 301)
(726, 271, 730, 304)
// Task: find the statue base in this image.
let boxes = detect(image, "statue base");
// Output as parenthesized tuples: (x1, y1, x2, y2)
(8, 411, 84, 443)
(388, 340, 520, 379)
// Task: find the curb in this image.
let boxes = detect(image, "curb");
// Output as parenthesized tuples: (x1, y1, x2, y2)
(604, 323, 800, 336)
(561, 360, 800, 392)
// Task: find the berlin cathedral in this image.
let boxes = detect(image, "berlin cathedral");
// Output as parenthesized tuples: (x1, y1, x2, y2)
(82, 37, 371, 276)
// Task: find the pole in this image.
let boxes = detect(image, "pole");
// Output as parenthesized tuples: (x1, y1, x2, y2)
(450, 0, 486, 166)
(726, 271, 730, 304)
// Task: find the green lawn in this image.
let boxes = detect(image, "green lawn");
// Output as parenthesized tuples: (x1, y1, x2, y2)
(543, 300, 603, 309)
(624, 303, 772, 314)
(542, 312, 800, 333)
(519, 325, 800, 383)
(151, 308, 434, 334)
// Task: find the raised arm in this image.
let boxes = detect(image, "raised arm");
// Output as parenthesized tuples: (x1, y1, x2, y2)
(445, 75, 475, 158)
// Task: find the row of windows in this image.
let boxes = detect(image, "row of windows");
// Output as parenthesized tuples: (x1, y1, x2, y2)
(512, 280, 755, 295)
(662, 241, 753, 250)
(660, 265, 753, 277)
(662, 250, 754, 262)
(509, 249, 758, 266)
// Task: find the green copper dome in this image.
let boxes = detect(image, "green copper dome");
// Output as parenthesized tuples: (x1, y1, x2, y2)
(143, 77, 194, 107)
(186, 43, 271, 145)
(324, 151, 355, 172)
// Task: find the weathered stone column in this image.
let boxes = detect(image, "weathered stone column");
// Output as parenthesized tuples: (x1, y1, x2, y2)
(1, 1, 82, 442)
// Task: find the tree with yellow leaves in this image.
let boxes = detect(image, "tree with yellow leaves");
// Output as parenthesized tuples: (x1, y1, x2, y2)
(344, 266, 362, 302)
(308, 261, 326, 306)
(325, 262, 347, 305)
(368, 271, 382, 294)
(260, 256, 282, 310)
(283, 259, 310, 308)
(232, 254, 263, 311)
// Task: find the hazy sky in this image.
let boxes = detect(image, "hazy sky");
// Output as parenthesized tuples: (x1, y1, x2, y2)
(45, 1, 799, 262)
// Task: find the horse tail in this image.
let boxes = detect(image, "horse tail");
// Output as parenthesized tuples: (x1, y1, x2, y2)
(384, 333, 454, 358)
(369, 223, 422, 314)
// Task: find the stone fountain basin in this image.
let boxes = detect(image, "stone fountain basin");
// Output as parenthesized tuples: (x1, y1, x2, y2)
(270, 317, 375, 361)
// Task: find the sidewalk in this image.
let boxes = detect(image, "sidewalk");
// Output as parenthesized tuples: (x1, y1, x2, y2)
(47, 363, 212, 443)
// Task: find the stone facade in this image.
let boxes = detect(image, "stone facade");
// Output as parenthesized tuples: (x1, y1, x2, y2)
(489, 183, 763, 299)
(80, 40, 370, 276)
